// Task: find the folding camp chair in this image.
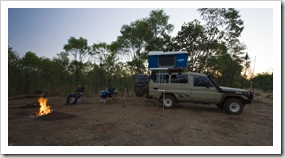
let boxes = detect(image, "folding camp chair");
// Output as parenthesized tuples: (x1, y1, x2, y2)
(76, 87, 85, 104)
(99, 87, 117, 104)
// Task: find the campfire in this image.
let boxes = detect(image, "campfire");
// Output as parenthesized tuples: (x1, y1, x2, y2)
(36, 97, 52, 116)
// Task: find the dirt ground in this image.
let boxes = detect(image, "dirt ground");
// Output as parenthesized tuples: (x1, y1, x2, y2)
(8, 92, 273, 146)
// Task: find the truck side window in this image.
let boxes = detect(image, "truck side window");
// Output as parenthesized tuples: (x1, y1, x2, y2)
(194, 76, 213, 87)
(155, 74, 169, 83)
(171, 75, 188, 83)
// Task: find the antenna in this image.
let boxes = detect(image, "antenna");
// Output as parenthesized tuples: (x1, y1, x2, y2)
(250, 56, 256, 92)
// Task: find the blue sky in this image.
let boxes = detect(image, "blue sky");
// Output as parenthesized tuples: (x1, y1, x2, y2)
(8, 8, 201, 56)
(8, 5, 273, 75)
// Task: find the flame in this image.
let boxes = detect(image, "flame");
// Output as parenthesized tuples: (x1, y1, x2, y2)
(36, 97, 52, 116)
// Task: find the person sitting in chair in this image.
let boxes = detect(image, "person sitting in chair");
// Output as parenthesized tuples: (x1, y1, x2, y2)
(65, 84, 85, 105)
(100, 88, 110, 99)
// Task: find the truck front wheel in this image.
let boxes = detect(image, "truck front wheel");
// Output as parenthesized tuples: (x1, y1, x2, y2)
(224, 98, 244, 115)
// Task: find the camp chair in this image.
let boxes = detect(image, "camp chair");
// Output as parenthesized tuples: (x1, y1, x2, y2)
(99, 90, 109, 104)
(108, 87, 118, 102)
(77, 87, 85, 104)
(99, 87, 117, 104)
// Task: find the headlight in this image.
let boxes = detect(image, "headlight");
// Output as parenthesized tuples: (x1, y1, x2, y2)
(242, 91, 249, 96)
(243, 91, 254, 100)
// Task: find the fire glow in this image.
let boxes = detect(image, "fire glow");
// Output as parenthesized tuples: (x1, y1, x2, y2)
(36, 97, 52, 116)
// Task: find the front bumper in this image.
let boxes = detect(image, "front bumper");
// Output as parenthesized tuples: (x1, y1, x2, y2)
(244, 92, 254, 104)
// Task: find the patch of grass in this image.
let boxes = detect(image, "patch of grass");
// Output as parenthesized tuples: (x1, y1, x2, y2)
(254, 92, 261, 97)
(254, 89, 272, 99)
(252, 98, 261, 104)
(265, 95, 273, 100)
(252, 89, 273, 105)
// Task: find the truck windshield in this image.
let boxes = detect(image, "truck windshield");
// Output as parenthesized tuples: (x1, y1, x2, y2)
(209, 76, 218, 86)
(207, 75, 223, 92)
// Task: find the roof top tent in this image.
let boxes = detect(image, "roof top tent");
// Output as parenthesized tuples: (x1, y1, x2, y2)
(148, 51, 188, 71)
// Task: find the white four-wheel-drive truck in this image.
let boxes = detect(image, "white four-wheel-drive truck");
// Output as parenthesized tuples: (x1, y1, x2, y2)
(134, 70, 254, 115)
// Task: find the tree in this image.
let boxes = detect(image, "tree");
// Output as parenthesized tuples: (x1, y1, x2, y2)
(8, 9, 251, 96)
(207, 43, 243, 87)
(8, 47, 23, 95)
(117, 19, 151, 74)
(145, 9, 174, 51)
(197, 8, 246, 87)
(63, 37, 90, 83)
(21, 51, 42, 94)
(253, 73, 273, 92)
(170, 19, 208, 72)
(116, 9, 174, 74)
(53, 51, 70, 70)
(91, 42, 110, 88)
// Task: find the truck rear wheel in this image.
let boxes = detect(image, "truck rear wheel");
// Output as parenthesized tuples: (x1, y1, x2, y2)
(163, 94, 176, 109)
(224, 98, 244, 115)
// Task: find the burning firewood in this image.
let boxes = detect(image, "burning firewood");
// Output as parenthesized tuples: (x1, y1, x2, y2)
(36, 97, 52, 116)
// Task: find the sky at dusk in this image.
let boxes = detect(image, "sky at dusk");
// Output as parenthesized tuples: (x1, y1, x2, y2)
(6, 3, 275, 75)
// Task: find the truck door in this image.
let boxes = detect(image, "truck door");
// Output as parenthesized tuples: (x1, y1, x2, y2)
(191, 75, 218, 103)
(169, 74, 191, 101)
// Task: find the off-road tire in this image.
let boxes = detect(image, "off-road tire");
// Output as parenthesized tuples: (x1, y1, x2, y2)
(163, 94, 176, 109)
(224, 98, 244, 115)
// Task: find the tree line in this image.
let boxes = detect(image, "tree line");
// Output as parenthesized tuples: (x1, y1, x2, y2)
(8, 8, 272, 97)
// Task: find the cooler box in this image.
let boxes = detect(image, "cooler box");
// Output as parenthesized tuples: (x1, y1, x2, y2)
(148, 51, 188, 70)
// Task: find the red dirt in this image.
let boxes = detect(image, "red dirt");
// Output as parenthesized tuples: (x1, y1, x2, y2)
(8, 94, 273, 146)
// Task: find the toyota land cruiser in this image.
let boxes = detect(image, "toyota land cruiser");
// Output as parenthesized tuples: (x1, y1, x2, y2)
(135, 70, 253, 115)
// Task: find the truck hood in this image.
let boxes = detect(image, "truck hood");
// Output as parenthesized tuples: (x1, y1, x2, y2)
(220, 86, 248, 93)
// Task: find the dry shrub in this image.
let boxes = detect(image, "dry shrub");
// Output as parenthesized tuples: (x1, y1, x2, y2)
(252, 89, 273, 106)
